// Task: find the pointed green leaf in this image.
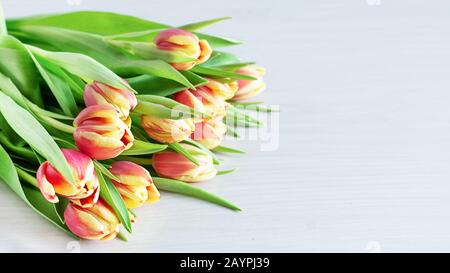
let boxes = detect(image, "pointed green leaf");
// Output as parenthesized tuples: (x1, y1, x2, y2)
(0, 92, 73, 183)
(212, 145, 245, 154)
(96, 167, 132, 233)
(121, 139, 167, 156)
(153, 177, 241, 211)
(179, 17, 232, 32)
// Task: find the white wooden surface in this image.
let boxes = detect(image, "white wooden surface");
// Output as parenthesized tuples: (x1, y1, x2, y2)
(2, 0, 450, 252)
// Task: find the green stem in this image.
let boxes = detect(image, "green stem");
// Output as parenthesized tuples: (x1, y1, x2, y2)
(39, 115, 75, 134)
(0, 133, 36, 161)
(153, 177, 241, 211)
(16, 167, 38, 188)
(116, 156, 153, 165)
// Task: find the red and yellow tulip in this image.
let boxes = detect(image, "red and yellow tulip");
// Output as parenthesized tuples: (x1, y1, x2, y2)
(74, 105, 134, 160)
(141, 115, 194, 143)
(110, 161, 160, 209)
(232, 65, 266, 101)
(36, 149, 99, 207)
(152, 143, 217, 182)
(64, 199, 120, 240)
(83, 80, 137, 126)
(155, 28, 212, 70)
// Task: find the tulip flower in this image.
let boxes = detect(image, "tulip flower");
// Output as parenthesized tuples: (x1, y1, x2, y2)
(64, 199, 120, 240)
(191, 118, 227, 149)
(232, 65, 266, 101)
(155, 28, 212, 70)
(36, 149, 99, 207)
(184, 87, 228, 119)
(83, 80, 137, 125)
(109, 161, 160, 209)
(172, 90, 205, 122)
(74, 105, 134, 160)
(152, 143, 217, 182)
(202, 78, 238, 101)
(141, 115, 194, 143)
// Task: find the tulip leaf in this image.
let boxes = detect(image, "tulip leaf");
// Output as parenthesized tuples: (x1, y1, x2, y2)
(114, 59, 195, 89)
(183, 139, 221, 165)
(93, 161, 119, 182)
(0, 92, 74, 183)
(153, 177, 241, 211)
(96, 167, 132, 233)
(192, 66, 257, 80)
(168, 142, 200, 166)
(53, 197, 70, 224)
(8, 11, 240, 48)
(212, 145, 245, 154)
(29, 52, 79, 117)
(107, 39, 196, 63)
(28, 46, 133, 92)
(0, 35, 42, 106)
(121, 139, 167, 156)
(128, 71, 207, 97)
(195, 33, 241, 49)
(202, 51, 241, 67)
(137, 95, 207, 119)
(179, 17, 232, 32)
(7, 11, 168, 35)
(217, 168, 237, 175)
(0, 146, 76, 238)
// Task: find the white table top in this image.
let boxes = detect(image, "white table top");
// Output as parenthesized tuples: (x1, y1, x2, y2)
(1, 0, 450, 252)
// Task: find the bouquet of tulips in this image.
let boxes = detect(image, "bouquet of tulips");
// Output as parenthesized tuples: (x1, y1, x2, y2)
(0, 5, 270, 241)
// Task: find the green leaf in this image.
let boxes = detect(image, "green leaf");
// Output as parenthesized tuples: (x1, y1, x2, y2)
(114, 59, 194, 89)
(0, 146, 76, 238)
(195, 33, 241, 49)
(168, 142, 199, 165)
(0, 92, 74, 183)
(137, 95, 206, 119)
(212, 145, 245, 154)
(0, 35, 42, 106)
(96, 167, 132, 233)
(179, 17, 231, 32)
(107, 39, 196, 63)
(7, 11, 168, 35)
(153, 177, 241, 211)
(8, 11, 240, 48)
(53, 197, 70, 224)
(183, 139, 221, 165)
(192, 66, 257, 80)
(121, 139, 167, 156)
(202, 51, 241, 67)
(128, 71, 207, 97)
(29, 46, 133, 92)
(30, 53, 79, 117)
(233, 103, 279, 113)
(93, 161, 119, 182)
(217, 168, 237, 175)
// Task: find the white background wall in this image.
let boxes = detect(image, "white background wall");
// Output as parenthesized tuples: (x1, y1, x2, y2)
(1, 0, 450, 252)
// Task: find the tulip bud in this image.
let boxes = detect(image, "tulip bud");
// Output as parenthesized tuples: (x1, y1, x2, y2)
(74, 105, 134, 160)
(83, 81, 137, 124)
(152, 143, 217, 182)
(141, 115, 194, 143)
(36, 149, 99, 207)
(155, 29, 212, 70)
(109, 161, 160, 209)
(232, 65, 266, 101)
(202, 78, 238, 101)
(172, 90, 205, 122)
(191, 117, 227, 149)
(64, 199, 120, 240)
